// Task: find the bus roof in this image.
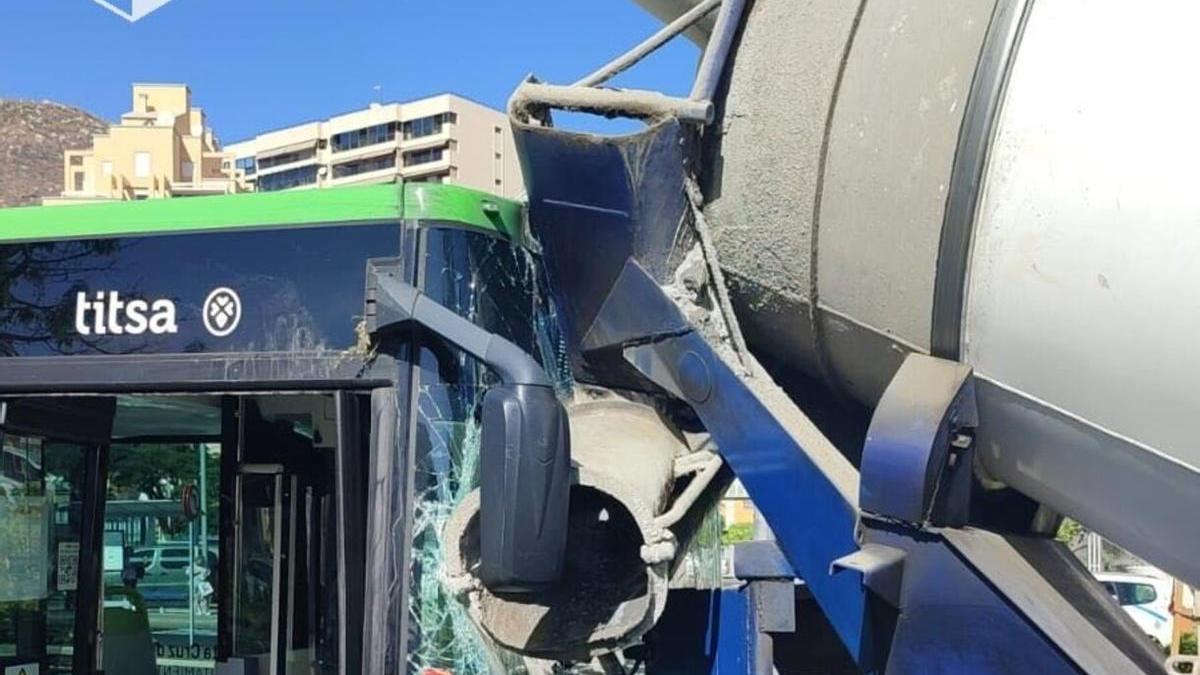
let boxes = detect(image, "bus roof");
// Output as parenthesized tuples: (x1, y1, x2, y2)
(0, 183, 523, 243)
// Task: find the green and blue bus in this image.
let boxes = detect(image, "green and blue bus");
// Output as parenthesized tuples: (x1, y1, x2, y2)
(0, 183, 565, 675)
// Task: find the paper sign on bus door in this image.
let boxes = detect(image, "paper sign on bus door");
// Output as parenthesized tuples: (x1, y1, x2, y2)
(57, 542, 80, 592)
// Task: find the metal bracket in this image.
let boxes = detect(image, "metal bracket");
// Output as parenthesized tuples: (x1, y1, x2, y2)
(733, 540, 796, 581)
(830, 544, 906, 608)
(860, 353, 977, 527)
(751, 580, 797, 635)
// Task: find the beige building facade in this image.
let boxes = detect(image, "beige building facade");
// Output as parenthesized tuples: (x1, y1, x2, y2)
(47, 84, 240, 205)
(223, 93, 523, 199)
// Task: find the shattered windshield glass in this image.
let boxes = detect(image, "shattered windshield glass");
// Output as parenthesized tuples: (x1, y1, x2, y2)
(405, 224, 570, 674)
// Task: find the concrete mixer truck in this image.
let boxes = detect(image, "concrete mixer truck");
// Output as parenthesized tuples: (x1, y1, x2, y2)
(437, 0, 1200, 673)
(0, 1, 1189, 673)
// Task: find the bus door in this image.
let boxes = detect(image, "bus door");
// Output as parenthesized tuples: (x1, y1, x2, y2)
(0, 397, 115, 675)
(220, 394, 366, 675)
(0, 392, 368, 675)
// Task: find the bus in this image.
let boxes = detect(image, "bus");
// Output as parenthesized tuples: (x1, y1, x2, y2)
(0, 183, 564, 675)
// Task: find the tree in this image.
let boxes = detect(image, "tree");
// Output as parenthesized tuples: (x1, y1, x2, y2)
(0, 239, 144, 355)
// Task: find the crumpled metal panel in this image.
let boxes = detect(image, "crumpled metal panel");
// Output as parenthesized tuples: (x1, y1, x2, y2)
(513, 118, 692, 385)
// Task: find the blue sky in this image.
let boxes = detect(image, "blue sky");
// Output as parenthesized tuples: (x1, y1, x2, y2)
(0, 0, 699, 141)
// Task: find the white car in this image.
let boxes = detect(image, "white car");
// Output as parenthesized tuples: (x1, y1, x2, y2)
(1096, 572, 1173, 648)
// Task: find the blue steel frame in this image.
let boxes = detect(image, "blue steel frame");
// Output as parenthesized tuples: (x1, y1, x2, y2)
(581, 261, 872, 662)
(512, 65, 1161, 675)
(574, 258, 1157, 674)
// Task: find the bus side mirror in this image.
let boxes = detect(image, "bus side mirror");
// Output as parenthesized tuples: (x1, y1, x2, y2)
(480, 383, 570, 592)
(366, 265, 570, 592)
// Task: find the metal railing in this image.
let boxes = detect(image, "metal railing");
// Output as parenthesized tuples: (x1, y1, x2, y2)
(508, 0, 747, 125)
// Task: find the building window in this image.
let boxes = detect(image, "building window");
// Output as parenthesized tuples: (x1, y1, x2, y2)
(134, 152, 151, 178)
(402, 113, 455, 140)
(102, 161, 113, 176)
(73, 172, 85, 192)
(332, 152, 396, 179)
(235, 156, 257, 176)
(69, 155, 83, 166)
(403, 146, 445, 167)
(181, 161, 194, 182)
(257, 147, 316, 170)
(331, 122, 398, 153)
(409, 172, 448, 184)
(257, 165, 319, 192)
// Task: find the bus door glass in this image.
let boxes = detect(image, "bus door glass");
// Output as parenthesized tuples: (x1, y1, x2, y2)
(0, 397, 114, 675)
(223, 394, 350, 675)
(102, 395, 223, 675)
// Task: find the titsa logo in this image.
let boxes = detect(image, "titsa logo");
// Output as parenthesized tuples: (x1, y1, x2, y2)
(75, 291, 176, 336)
(74, 287, 242, 338)
(92, 0, 175, 23)
(202, 287, 242, 337)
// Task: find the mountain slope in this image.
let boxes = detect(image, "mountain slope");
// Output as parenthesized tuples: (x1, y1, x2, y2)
(0, 99, 108, 207)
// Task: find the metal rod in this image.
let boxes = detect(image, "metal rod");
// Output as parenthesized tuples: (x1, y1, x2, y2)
(574, 0, 723, 88)
(510, 81, 714, 124)
(655, 453, 724, 528)
(685, 175, 752, 371)
(198, 442, 208, 584)
(690, 0, 748, 101)
(188, 520, 196, 642)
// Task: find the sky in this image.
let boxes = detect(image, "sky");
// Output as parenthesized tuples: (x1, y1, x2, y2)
(0, 0, 700, 141)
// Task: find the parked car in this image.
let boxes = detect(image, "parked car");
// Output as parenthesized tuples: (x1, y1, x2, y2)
(1096, 572, 1173, 647)
(106, 544, 217, 605)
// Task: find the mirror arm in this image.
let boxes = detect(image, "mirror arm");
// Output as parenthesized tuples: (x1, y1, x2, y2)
(370, 273, 552, 388)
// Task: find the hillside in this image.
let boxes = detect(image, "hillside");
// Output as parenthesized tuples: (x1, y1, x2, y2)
(0, 99, 108, 207)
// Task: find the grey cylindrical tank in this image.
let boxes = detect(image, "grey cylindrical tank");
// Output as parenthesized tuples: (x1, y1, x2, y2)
(643, 0, 1200, 585)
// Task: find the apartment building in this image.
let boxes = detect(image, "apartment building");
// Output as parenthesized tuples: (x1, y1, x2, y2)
(223, 94, 523, 199)
(47, 84, 241, 205)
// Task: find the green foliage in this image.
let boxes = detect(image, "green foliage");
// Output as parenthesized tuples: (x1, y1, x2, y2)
(722, 523, 753, 545)
(107, 442, 219, 537)
(0, 240, 122, 356)
(1177, 633, 1197, 673)
(108, 443, 195, 499)
(1056, 517, 1083, 544)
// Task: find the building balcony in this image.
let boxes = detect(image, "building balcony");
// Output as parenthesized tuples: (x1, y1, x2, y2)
(327, 165, 400, 188)
(401, 156, 453, 181)
(254, 156, 320, 178)
(170, 178, 240, 196)
(327, 139, 401, 164)
(399, 129, 451, 152)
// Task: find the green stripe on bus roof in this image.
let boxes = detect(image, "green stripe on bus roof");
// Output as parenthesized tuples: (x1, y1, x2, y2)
(402, 182, 524, 241)
(0, 182, 523, 242)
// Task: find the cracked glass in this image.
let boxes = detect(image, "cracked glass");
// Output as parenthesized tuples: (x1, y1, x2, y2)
(403, 224, 570, 674)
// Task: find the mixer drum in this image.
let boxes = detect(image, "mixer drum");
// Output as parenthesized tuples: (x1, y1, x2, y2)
(667, 0, 1200, 585)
